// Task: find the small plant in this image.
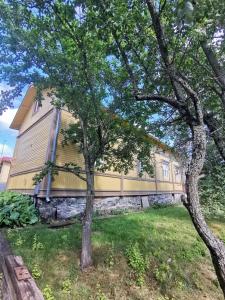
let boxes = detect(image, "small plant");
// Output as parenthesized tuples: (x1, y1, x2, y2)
(155, 263, 170, 285)
(105, 243, 115, 268)
(32, 263, 42, 279)
(43, 285, 55, 300)
(62, 279, 72, 294)
(15, 236, 24, 246)
(32, 234, 44, 251)
(7, 228, 14, 238)
(157, 296, 170, 300)
(0, 191, 38, 227)
(125, 242, 147, 286)
(96, 284, 108, 300)
(154, 259, 183, 292)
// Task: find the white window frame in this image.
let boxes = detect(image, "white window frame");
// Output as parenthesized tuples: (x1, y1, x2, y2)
(175, 166, 181, 182)
(162, 160, 169, 179)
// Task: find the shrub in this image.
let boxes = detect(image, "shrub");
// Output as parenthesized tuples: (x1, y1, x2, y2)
(0, 191, 38, 227)
(125, 242, 147, 286)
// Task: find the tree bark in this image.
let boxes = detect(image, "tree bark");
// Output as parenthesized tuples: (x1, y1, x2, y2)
(183, 125, 225, 297)
(80, 167, 95, 270)
(80, 118, 95, 270)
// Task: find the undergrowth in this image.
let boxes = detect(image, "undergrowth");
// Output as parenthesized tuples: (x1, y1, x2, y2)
(5, 206, 224, 300)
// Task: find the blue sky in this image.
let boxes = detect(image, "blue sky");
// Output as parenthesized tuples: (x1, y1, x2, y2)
(0, 83, 24, 157)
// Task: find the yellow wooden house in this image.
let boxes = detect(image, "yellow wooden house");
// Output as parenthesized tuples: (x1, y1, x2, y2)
(7, 85, 184, 217)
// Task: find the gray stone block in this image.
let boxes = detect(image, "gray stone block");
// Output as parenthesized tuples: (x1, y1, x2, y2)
(141, 196, 150, 208)
(37, 193, 182, 220)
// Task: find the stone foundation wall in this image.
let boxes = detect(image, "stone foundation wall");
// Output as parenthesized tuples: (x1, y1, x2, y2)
(37, 193, 182, 220)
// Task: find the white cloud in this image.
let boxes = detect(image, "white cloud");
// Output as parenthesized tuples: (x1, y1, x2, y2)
(0, 108, 17, 127)
(0, 143, 14, 157)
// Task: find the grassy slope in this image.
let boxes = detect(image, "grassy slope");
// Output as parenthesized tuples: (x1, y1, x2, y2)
(5, 206, 225, 300)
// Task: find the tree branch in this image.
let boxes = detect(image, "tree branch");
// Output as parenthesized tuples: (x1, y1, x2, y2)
(136, 93, 181, 109)
(55, 164, 87, 182)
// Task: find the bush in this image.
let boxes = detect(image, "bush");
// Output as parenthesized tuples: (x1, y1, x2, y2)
(0, 192, 38, 227)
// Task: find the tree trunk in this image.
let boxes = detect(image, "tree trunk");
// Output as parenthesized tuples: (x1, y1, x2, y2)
(183, 125, 225, 297)
(80, 168, 95, 270)
(79, 116, 95, 270)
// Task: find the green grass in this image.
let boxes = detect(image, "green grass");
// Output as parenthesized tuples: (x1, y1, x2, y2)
(4, 206, 225, 299)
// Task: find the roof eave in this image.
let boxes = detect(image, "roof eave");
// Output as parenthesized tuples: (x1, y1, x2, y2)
(10, 85, 36, 130)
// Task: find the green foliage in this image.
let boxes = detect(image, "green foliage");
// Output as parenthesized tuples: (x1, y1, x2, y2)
(155, 262, 171, 285)
(96, 284, 108, 300)
(0, 192, 38, 227)
(32, 263, 42, 279)
(200, 165, 225, 219)
(43, 285, 55, 300)
(181, 241, 206, 261)
(32, 234, 44, 251)
(0, 1, 154, 184)
(15, 236, 24, 246)
(125, 242, 147, 286)
(105, 242, 115, 268)
(61, 279, 72, 294)
(154, 260, 183, 291)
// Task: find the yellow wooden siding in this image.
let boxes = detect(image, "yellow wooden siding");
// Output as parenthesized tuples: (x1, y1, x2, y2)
(95, 175, 121, 191)
(7, 172, 37, 190)
(51, 171, 86, 190)
(0, 162, 11, 183)
(55, 110, 84, 167)
(174, 183, 183, 191)
(123, 179, 156, 191)
(19, 90, 53, 134)
(10, 111, 54, 174)
(156, 182, 174, 191)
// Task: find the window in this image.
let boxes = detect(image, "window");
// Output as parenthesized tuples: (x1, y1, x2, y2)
(175, 166, 181, 182)
(175, 166, 180, 175)
(162, 160, 169, 179)
(33, 100, 41, 114)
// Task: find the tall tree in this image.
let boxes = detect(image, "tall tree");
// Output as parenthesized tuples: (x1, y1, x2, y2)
(0, 0, 153, 269)
(86, 0, 225, 295)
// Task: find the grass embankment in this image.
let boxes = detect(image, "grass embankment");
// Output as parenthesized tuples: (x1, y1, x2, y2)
(5, 206, 225, 300)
